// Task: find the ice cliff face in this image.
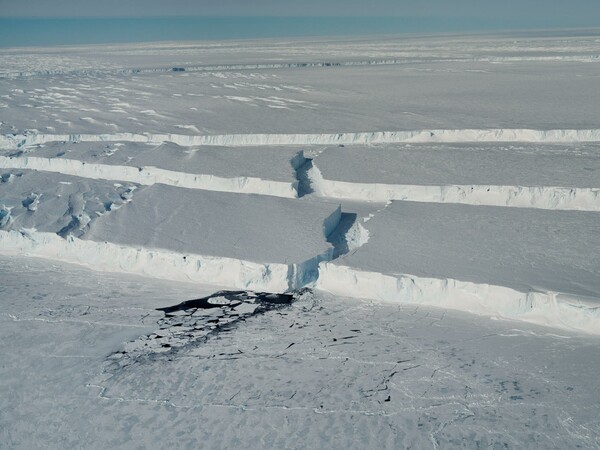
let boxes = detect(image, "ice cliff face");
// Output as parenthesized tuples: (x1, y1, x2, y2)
(309, 163, 600, 211)
(317, 264, 600, 335)
(317, 200, 600, 335)
(3, 128, 600, 149)
(0, 155, 299, 198)
(0, 170, 342, 292)
(0, 230, 333, 292)
(2, 55, 599, 79)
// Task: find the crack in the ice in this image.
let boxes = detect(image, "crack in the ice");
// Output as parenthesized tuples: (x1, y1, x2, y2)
(294, 156, 314, 198)
(326, 212, 359, 258)
(85, 380, 488, 418)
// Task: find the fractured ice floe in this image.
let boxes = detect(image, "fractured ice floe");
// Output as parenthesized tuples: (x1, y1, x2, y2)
(105, 288, 312, 371)
(0, 177, 342, 291)
(84, 183, 340, 266)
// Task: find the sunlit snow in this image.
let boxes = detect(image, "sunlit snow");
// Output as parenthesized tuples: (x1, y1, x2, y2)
(1, 31, 599, 448)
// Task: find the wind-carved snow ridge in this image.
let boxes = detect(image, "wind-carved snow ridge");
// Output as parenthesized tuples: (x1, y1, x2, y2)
(316, 265, 600, 335)
(4, 128, 600, 149)
(308, 163, 600, 211)
(0, 156, 299, 198)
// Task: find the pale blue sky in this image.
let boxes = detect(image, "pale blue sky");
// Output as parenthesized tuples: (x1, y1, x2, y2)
(1, 0, 599, 22)
(1, 1, 599, 47)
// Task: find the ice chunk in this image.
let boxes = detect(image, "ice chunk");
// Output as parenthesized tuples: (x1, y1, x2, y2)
(85, 184, 340, 265)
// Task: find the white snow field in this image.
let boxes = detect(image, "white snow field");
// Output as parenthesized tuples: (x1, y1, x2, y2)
(2, 34, 600, 135)
(0, 169, 137, 234)
(1, 31, 600, 448)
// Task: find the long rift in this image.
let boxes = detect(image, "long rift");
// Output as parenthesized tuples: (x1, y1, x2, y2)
(1, 128, 600, 334)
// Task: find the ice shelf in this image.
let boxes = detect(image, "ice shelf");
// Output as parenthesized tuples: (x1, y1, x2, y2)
(317, 201, 600, 334)
(309, 143, 600, 210)
(0, 141, 307, 198)
(0, 177, 341, 291)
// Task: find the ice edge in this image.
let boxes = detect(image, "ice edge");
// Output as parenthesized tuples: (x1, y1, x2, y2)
(316, 262, 600, 336)
(3, 128, 600, 149)
(0, 229, 335, 292)
(308, 163, 600, 211)
(0, 155, 298, 198)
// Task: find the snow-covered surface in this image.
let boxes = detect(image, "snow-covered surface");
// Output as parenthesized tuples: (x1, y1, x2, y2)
(0, 169, 137, 235)
(1, 256, 599, 449)
(4, 129, 600, 149)
(311, 171, 600, 210)
(318, 201, 600, 333)
(85, 184, 339, 264)
(314, 143, 600, 187)
(2, 31, 600, 447)
(332, 201, 600, 297)
(0, 172, 340, 291)
(2, 32, 600, 76)
(14, 140, 305, 182)
(309, 143, 600, 210)
(2, 35, 600, 137)
(1, 32, 599, 326)
(0, 155, 299, 198)
(0, 141, 305, 197)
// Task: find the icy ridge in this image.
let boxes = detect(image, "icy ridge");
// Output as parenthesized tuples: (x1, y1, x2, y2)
(0, 59, 415, 79)
(309, 164, 600, 211)
(0, 156, 298, 198)
(316, 263, 600, 335)
(3, 128, 600, 150)
(0, 230, 333, 292)
(1, 55, 598, 78)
